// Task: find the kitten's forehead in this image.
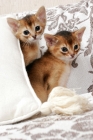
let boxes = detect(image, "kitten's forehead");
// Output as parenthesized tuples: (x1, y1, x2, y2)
(56, 31, 72, 38)
(56, 31, 77, 46)
(22, 15, 36, 26)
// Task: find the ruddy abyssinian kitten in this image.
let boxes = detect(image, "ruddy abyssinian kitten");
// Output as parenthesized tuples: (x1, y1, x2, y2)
(7, 6, 46, 66)
(27, 27, 86, 102)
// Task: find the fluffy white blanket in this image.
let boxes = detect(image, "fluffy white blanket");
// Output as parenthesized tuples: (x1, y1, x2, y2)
(40, 87, 93, 115)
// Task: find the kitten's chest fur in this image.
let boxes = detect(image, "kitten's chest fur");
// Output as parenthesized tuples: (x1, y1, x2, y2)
(58, 64, 71, 87)
(20, 41, 41, 66)
(27, 52, 71, 102)
(45, 56, 71, 92)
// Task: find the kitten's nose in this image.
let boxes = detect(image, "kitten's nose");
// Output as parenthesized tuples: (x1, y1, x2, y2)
(71, 54, 75, 58)
(32, 35, 36, 39)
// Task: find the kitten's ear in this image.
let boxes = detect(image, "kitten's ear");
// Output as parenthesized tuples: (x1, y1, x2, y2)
(7, 18, 20, 33)
(36, 6, 46, 24)
(74, 27, 86, 42)
(44, 33, 58, 47)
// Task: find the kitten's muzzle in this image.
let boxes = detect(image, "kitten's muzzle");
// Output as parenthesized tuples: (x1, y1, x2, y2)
(71, 54, 75, 58)
(32, 35, 36, 39)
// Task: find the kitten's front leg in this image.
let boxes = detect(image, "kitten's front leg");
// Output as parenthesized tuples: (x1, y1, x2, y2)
(21, 41, 41, 66)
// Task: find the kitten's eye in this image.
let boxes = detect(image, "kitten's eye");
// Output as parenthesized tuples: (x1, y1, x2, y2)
(23, 30, 30, 35)
(61, 47, 68, 53)
(74, 45, 78, 50)
(35, 26, 40, 31)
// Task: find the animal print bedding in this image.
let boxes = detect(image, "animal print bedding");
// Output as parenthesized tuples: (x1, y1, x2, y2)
(0, 109, 93, 140)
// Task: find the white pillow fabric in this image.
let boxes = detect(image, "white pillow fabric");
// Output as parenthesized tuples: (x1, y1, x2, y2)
(0, 17, 41, 125)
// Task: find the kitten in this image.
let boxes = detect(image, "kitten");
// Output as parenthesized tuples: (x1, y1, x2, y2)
(27, 27, 86, 103)
(7, 6, 46, 66)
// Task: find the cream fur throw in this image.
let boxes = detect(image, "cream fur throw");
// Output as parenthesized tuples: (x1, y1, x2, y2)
(40, 87, 93, 115)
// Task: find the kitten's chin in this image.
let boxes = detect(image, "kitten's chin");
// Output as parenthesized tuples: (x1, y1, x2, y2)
(69, 57, 75, 61)
(31, 39, 38, 42)
(67, 57, 76, 62)
(58, 56, 75, 63)
(31, 37, 41, 43)
(27, 39, 38, 44)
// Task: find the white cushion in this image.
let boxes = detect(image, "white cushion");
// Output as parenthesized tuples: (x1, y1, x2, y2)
(0, 16, 41, 125)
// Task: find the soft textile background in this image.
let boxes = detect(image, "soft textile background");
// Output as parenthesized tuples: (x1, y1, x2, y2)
(0, 0, 93, 140)
(0, 0, 80, 15)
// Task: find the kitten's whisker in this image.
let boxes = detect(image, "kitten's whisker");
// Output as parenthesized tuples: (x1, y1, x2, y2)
(22, 43, 26, 48)
(27, 40, 30, 44)
(22, 40, 29, 47)
(27, 39, 32, 44)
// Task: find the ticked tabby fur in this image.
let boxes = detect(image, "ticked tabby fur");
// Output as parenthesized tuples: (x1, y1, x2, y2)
(27, 27, 86, 103)
(7, 6, 46, 66)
